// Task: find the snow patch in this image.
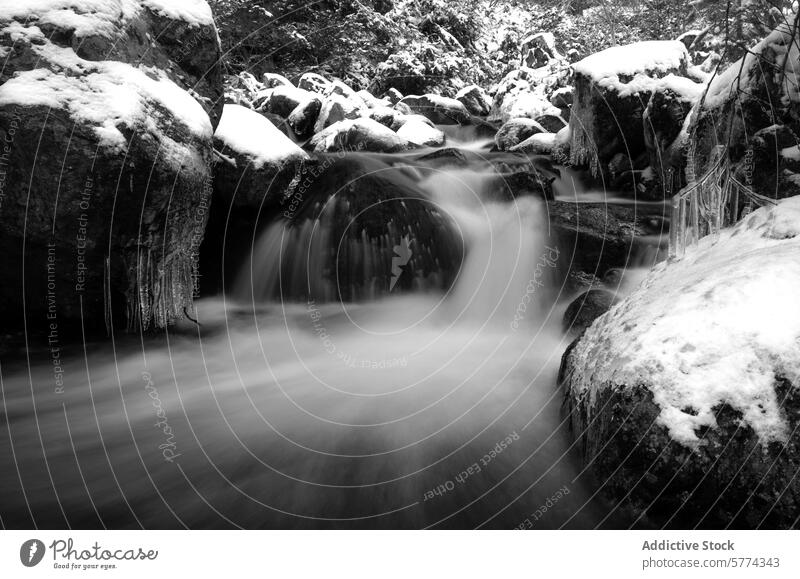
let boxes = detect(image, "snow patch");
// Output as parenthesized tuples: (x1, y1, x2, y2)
(140, 0, 214, 26)
(214, 104, 307, 169)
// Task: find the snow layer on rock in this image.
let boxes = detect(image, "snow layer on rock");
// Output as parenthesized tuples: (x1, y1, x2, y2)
(568, 197, 800, 448)
(0, 51, 213, 163)
(510, 132, 556, 154)
(573, 40, 689, 82)
(215, 104, 307, 169)
(141, 0, 214, 26)
(0, 0, 140, 38)
(396, 119, 445, 147)
(604, 73, 704, 101)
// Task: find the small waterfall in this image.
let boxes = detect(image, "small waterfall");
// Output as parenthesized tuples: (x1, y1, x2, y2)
(233, 155, 465, 304)
(418, 168, 557, 328)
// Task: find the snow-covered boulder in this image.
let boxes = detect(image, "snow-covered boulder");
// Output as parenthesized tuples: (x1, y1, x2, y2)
(495, 118, 547, 151)
(520, 32, 562, 69)
(262, 72, 293, 89)
(365, 106, 401, 128)
(225, 72, 264, 106)
(309, 118, 411, 153)
(213, 104, 307, 209)
(384, 87, 403, 105)
(550, 86, 573, 109)
(562, 289, 616, 335)
(356, 89, 389, 109)
(561, 197, 800, 528)
(313, 93, 363, 133)
(456, 85, 492, 117)
(0, 0, 222, 331)
(298, 72, 330, 95)
(391, 114, 435, 131)
(495, 92, 560, 124)
(265, 85, 315, 118)
(489, 64, 570, 123)
(686, 19, 800, 200)
(399, 94, 471, 125)
(569, 41, 702, 178)
(510, 132, 556, 155)
(396, 119, 446, 148)
(287, 96, 323, 139)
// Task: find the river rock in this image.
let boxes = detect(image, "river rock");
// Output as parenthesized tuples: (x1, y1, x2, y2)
(547, 201, 667, 279)
(456, 85, 492, 116)
(287, 96, 323, 139)
(266, 85, 315, 118)
(396, 119, 446, 147)
(562, 289, 615, 334)
(298, 72, 330, 94)
(366, 106, 401, 128)
(0, 0, 222, 332)
(560, 198, 800, 528)
(510, 132, 557, 155)
(214, 104, 308, 209)
(385, 87, 403, 105)
(262, 72, 293, 89)
(314, 93, 363, 133)
(495, 118, 547, 151)
(399, 94, 471, 125)
(550, 86, 573, 108)
(309, 118, 410, 153)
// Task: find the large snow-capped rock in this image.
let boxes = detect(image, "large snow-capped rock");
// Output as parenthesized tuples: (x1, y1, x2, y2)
(561, 197, 800, 528)
(569, 41, 703, 182)
(686, 18, 800, 199)
(0, 0, 223, 331)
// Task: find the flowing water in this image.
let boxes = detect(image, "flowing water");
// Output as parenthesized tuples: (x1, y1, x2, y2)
(0, 147, 665, 529)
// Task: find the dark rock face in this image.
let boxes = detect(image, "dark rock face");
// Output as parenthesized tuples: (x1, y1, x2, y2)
(546, 201, 668, 279)
(535, 114, 567, 133)
(0, 1, 222, 332)
(560, 362, 800, 529)
(562, 289, 615, 334)
(643, 87, 696, 197)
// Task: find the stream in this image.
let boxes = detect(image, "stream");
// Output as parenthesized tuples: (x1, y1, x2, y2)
(0, 138, 667, 529)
